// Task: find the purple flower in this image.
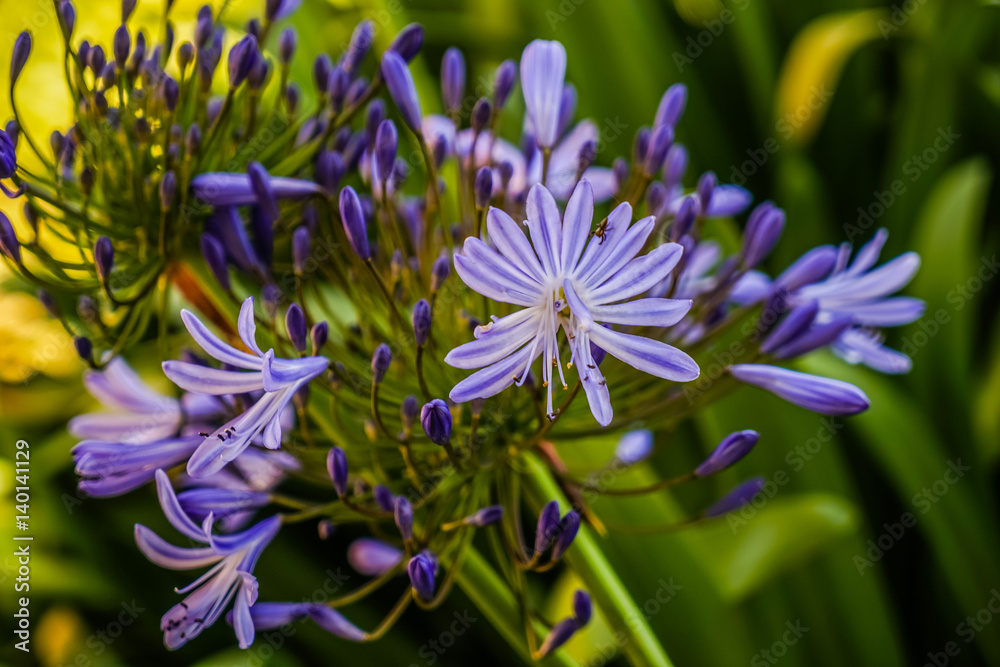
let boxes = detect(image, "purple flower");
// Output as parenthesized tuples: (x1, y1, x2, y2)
(704, 477, 765, 517)
(348, 538, 403, 576)
(191, 172, 323, 208)
(135, 470, 281, 649)
(327, 447, 348, 496)
(162, 297, 328, 477)
(464, 505, 504, 527)
(407, 550, 437, 600)
(10, 32, 31, 85)
(228, 35, 258, 88)
(0, 129, 17, 181)
(343, 20, 374, 73)
(265, 0, 302, 21)
(694, 430, 759, 477)
(227, 602, 364, 642)
(339, 185, 370, 260)
(729, 364, 869, 415)
(176, 487, 270, 523)
(441, 47, 465, 113)
(655, 83, 688, 129)
(446, 181, 699, 425)
(520, 40, 566, 148)
(614, 429, 654, 465)
(420, 399, 452, 445)
(0, 211, 20, 261)
(73, 436, 202, 497)
(394, 496, 414, 540)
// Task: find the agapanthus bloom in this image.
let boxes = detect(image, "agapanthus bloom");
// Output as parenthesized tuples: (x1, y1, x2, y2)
(135, 470, 280, 649)
(447, 180, 699, 425)
(162, 297, 328, 476)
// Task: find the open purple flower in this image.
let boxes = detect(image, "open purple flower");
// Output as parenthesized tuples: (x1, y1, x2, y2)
(162, 297, 328, 477)
(73, 436, 202, 497)
(446, 180, 699, 425)
(135, 470, 280, 649)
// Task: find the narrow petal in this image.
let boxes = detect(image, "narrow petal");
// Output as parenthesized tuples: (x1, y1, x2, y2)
(155, 469, 208, 541)
(445, 309, 540, 369)
(450, 345, 538, 403)
(525, 184, 563, 275)
(180, 309, 262, 369)
(135, 525, 221, 570)
(705, 184, 752, 217)
(561, 179, 594, 272)
(238, 297, 264, 356)
(581, 215, 656, 287)
(589, 326, 699, 381)
(573, 201, 633, 281)
(590, 298, 692, 328)
(486, 207, 546, 282)
(162, 361, 265, 395)
(454, 253, 540, 306)
(587, 243, 684, 303)
(826, 296, 925, 327)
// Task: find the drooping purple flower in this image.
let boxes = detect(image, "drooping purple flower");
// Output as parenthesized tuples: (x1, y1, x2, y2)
(227, 602, 364, 642)
(114, 25, 130, 70)
(73, 436, 202, 497)
(474, 166, 493, 209)
(394, 496, 414, 540)
(135, 470, 281, 649)
(94, 236, 114, 285)
(446, 181, 699, 426)
(538, 619, 581, 657)
(348, 538, 403, 576)
(573, 590, 592, 624)
(381, 51, 423, 133)
(192, 172, 322, 208)
(201, 233, 231, 291)
(373, 484, 395, 512)
(729, 364, 869, 415)
(534, 500, 561, 555)
(162, 297, 328, 477)
(520, 40, 566, 148)
(704, 477, 765, 517)
(694, 430, 759, 477)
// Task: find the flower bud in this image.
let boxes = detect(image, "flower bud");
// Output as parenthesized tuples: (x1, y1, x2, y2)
(375, 120, 398, 185)
(200, 233, 230, 291)
(327, 65, 348, 111)
(551, 511, 580, 561)
(729, 364, 870, 415)
(632, 127, 650, 165)
(279, 27, 297, 65)
(185, 123, 201, 156)
(94, 236, 114, 286)
(697, 170, 717, 212)
(573, 590, 592, 625)
(371, 343, 391, 383)
(420, 399, 451, 446)
(159, 171, 176, 211)
(474, 167, 493, 209)
(538, 619, 579, 657)
(465, 505, 504, 527)
(292, 225, 310, 275)
(493, 59, 516, 109)
(80, 166, 94, 196)
(88, 45, 106, 77)
(614, 429, 653, 465)
(0, 212, 21, 262)
(59, 1, 76, 40)
(327, 447, 348, 496)
(338, 186, 370, 260)
(441, 47, 465, 113)
(471, 97, 491, 133)
(431, 253, 450, 291)
(373, 484, 395, 512)
(401, 395, 419, 432)
(122, 0, 138, 22)
(310, 321, 328, 353)
(663, 143, 688, 187)
(0, 131, 18, 180)
(408, 551, 437, 600)
(412, 298, 431, 346)
(313, 53, 331, 94)
(285, 303, 307, 352)
(227, 35, 257, 88)
(741, 203, 785, 268)
(77, 295, 99, 324)
(387, 23, 424, 62)
(11, 32, 31, 85)
(644, 124, 673, 176)
(74, 336, 93, 363)
(247, 162, 279, 222)
(348, 538, 401, 576)
(704, 477, 765, 517)
(381, 51, 422, 133)
(695, 430, 759, 478)
(670, 196, 697, 241)
(37, 290, 60, 319)
(394, 496, 414, 541)
(114, 25, 130, 70)
(655, 83, 688, 129)
(557, 83, 576, 138)
(343, 20, 374, 74)
(533, 500, 560, 555)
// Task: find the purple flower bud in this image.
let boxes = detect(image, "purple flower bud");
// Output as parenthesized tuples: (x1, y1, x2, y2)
(227, 35, 257, 88)
(37, 290, 59, 318)
(200, 234, 230, 291)
(381, 51, 423, 133)
(534, 500, 561, 555)
(266, 0, 303, 21)
(247, 52, 269, 90)
(695, 430, 759, 477)
(74, 336, 93, 362)
(577, 140, 596, 176)
(122, 0, 137, 22)
(773, 316, 853, 360)
(557, 83, 576, 138)
(185, 123, 201, 156)
(729, 364, 870, 415)
(372, 343, 391, 383)
(742, 203, 785, 268)
(310, 321, 327, 353)
(59, 1, 76, 39)
(327, 447, 348, 496)
(373, 484, 395, 512)
(614, 429, 654, 465)
(521, 40, 566, 148)
(159, 171, 176, 211)
(394, 496, 414, 541)
(339, 186, 370, 260)
(387, 23, 424, 62)
(375, 120, 398, 185)
(291, 225, 311, 275)
(285, 303, 307, 352)
(94, 236, 114, 285)
(474, 167, 493, 209)
(4, 121, 18, 146)
(612, 157, 628, 191)
(431, 253, 450, 291)
(113, 25, 130, 70)
(441, 47, 465, 113)
(644, 124, 674, 176)
(697, 171, 717, 212)
(11, 32, 31, 84)
(364, 99, 385, 145)
(538, 619, 579, 657)
(551, 511, 580, 561)
(285, 83, 300, 114)
(663, 143, 688, 188)
(760, 301, 819, 354)
(161, 74, 179, 111)
(471, 97, 491, 133)
(573, 590, 592, 625)
(348, 538, 402, 576)
(0, 131, 17, 180)
(647, 182, 667, 216)
(315, 150, 344, 192)
(401, 395, 419, 431)
(195, 7, 213, 46)
(101, 63, 116, 89)
(671, 196, 697, 241)
(632, 127, 651, 165)
(77, 295, 99, 324)
(340, 20, 373, 74)
(465, 505, 504, 527)
(412, 298, 432, 346)
(408, 550, 437, 600)
(313, 53, 331, 94)
(0, 212, 20, 262)
(704, 477, 765, 517)
(493, 59, 516, 109)
(345, 76, 368, 108)
(420, 399, 451, 446)
(327, 65, 348, 111)
(774, 245, 838, 292)
(247, 162, 279, 222)
(278, 27, 297, 65)
(655, 83, 688, 129)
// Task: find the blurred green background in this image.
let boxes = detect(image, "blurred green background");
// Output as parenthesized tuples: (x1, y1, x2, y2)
(2, 0, 1000, 665)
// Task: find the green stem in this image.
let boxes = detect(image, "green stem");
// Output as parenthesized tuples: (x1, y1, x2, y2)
(521, 452, 675, 667)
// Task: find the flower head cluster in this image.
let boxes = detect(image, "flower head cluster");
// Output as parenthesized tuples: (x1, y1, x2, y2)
(1, 1, 923, 658)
